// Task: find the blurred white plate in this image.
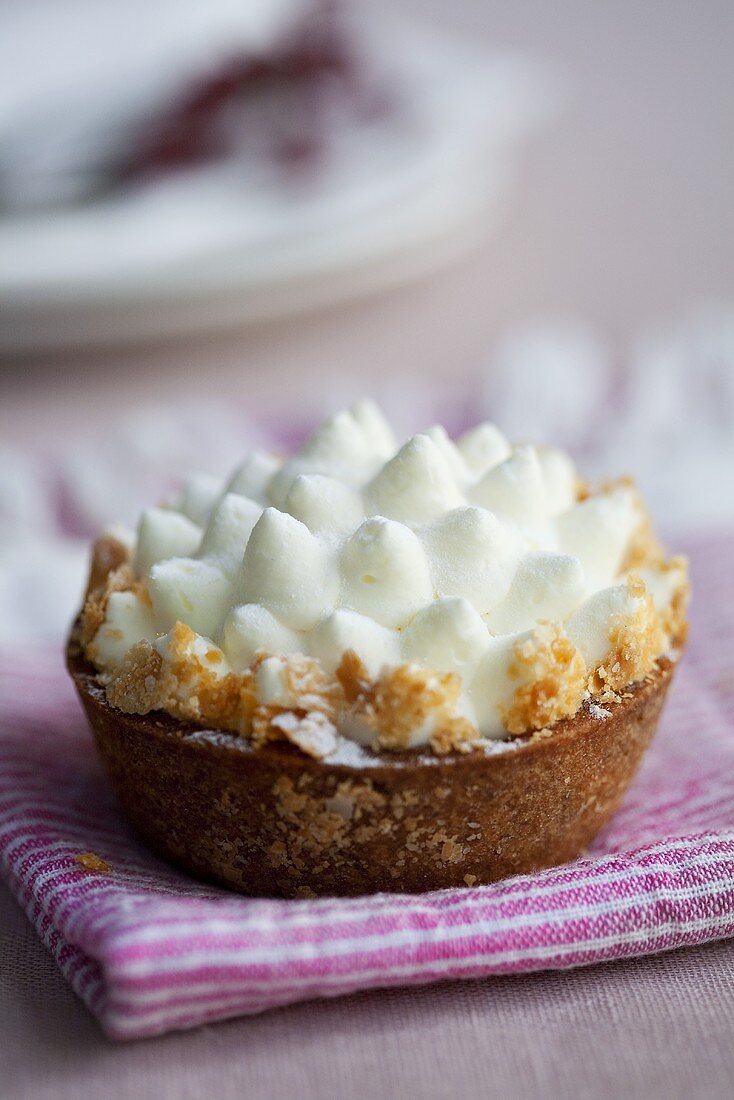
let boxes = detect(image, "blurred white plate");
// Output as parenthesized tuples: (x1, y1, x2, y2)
(0, 23, 554, 351)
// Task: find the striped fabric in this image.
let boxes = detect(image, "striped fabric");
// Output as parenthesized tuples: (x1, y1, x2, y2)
(0, 534, 732, 1041)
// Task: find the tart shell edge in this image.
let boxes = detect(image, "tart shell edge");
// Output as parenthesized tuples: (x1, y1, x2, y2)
(66, 626, 676, 897)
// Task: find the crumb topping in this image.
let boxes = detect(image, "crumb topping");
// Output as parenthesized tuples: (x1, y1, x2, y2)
(100, 569, 682, 757)
(588, 574, 665, 696)
(85, 535, 130, 598)
(658, 554, 691, 645)
(81, 561, 134, 650)
(503, 623, 587, 734)
(340, 658, 480, 754)
(335, 648, 372, 704)
(249, 653, 344, 755)
(81, 466, 689, 759)
(81, 535, 151, 657)
(105, 623, 258, 736)
(103, 641, 479, 757)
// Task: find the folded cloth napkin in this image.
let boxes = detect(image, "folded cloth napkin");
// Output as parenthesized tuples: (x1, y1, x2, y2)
(1, 534, 732, 1041)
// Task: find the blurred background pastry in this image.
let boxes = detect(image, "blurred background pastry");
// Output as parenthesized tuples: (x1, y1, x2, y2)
(1, 0, 549, 348)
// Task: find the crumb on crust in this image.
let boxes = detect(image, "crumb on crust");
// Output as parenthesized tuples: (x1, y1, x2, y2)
(81, 535, 149, 654)
(619, 485, 666, 572)
(83, 486, 689, 757)
(270, 774, 388, 872)
(106, 622, 258, 735)
(335, 649, 372, 704)
(588, 574, 665, 696)
(104, 640, 479, 757)
(250, 653, 344, 757)
(85, 535, 130, 597)
(339, 657, 480, 755)
(658, 554, 691, 646)
(503, 623, 587, 735)
(81, 563, 134, 650)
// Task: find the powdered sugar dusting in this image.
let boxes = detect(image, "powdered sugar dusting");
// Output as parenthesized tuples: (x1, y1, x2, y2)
(589, 702, 613, 720)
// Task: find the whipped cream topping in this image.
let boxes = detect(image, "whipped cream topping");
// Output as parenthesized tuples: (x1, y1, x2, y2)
(87, 400, 688, 752)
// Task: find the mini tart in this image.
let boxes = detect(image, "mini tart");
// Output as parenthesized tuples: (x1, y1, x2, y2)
(67, 623, 677, 898)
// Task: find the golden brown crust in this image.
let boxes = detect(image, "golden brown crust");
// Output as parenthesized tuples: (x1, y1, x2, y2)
(67, 626, 678, 897)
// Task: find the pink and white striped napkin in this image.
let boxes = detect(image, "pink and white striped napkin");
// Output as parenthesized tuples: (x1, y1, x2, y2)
(1, 533, 733, 1041)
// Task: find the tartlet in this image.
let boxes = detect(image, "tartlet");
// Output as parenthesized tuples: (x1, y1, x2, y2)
(68, 401, 688, 897)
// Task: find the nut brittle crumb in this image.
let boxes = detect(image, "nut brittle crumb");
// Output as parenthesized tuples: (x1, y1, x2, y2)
(343, 661, 480, 753)
(104, 640, 168, 713)
(269, 711, 339, 759)
(280, 655, 343, 717)
(619, 487, 666, 572)
(75, 852, 112, 873)
(250, 653, 344, 752)
(503, 623, 587, 734)
(81, 536, 155, 659)
(81, 561, 135, 649)
(658, 554, 691, 645)
(589, 575, 664, 695)
(85, 535, 130, 597)
(336, 649, 372, 703)
(105, 623, 257, 735)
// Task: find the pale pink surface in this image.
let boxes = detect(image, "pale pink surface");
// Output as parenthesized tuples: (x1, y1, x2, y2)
(1, 535, 732, 1043)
